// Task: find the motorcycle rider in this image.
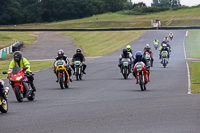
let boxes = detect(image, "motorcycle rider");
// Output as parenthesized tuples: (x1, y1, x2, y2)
(164, 37, 169, 43)
(8, 51, 36, 92)
(169, 32, 173, 37)
(118, 49, 134, 69)
(153, 39, 159, 44)
(71, 48, 87, 74)
(132, 51, 150, 83)
(143, 44, 154, 67)
(160, 41, 171, 53)
(126, 45, 133, 54)
(159, 43, 170, 59)
(0, 80, 9, 100)
(54, 49, 72, 82)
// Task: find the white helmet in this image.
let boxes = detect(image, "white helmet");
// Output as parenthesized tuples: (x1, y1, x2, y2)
(163, 44, 167, 47)
(146, 44, 151, 49)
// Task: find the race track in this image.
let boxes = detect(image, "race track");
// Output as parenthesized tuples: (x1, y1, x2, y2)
(1, 30, 200, 133)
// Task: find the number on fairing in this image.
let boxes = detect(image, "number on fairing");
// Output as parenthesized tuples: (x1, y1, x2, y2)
(145, 53, 151, 59)
(57, 62, 63, 65)
(136, 65, 142, 71)
(123, 62, 128, 66)
(75, 61, 80, 65)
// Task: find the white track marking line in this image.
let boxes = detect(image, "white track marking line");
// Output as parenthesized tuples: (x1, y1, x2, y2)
(186, 62, 191, 94)
(183, 31, 191, 94)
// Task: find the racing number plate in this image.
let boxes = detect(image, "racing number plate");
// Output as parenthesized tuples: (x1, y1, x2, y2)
(146, 54, 150, 59)
(136, 65, 142, 71)
(163, 53, 167, 57)
(57, 62, 63, 65)
(123, 62, 128, 66)
(75, 61, 80, 65)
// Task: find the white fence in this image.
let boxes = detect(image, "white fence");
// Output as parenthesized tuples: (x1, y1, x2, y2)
(0, 41, 23, 59)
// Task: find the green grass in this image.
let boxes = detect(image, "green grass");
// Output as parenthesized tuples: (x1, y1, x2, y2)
(186, 30, 200, 58)
(1, 7, 200, 29)
(188, 62, 200, 93)
(0, 32, 37, 49)
(0, 60, 54, 79)
(61, 31, 145, 56)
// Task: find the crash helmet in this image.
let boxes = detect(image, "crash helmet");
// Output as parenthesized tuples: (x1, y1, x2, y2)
(123, 49, 128, 57)
(76, 48, 81, 54)
(135, 51, 143, 61)
(145, 44, 151, 51)
(126, 45, 131, 52)
(57, 49, 64, 58)
(163, 43, 167, 49)
(13, 51, 22, 62)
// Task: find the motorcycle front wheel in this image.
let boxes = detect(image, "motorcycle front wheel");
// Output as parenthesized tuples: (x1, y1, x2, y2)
(123, 67, 128, 79)
(75, 67, 79, 81)
(58, 74, 65, 89)
(0, 97, 8, 113)
(15, 85, 23, 102)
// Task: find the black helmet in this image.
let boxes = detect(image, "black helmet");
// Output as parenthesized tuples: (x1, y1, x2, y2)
(76, 48, 81, 54)
(57, 49, 64, 58)
(13, 51, 22, 62)
(123, 49, 128, 57)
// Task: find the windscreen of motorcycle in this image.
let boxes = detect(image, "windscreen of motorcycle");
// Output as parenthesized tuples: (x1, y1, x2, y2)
(12, 67, 21, 75)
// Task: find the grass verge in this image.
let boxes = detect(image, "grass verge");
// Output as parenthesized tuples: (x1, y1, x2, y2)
(188, 62, 200, 93)
(1, 7, 200, 29)
(0, 31, 38, 49)
(0, 60, 54, 79)
(61, 31, 145, 56)
(186, 30, 200, 58)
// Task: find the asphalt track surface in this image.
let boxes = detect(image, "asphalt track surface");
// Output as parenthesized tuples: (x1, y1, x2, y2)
(1, 30, 200, 133)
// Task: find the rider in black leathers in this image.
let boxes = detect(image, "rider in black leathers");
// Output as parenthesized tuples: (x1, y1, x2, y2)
(159, 44, 170, 59)
(71, 49, 87, 74)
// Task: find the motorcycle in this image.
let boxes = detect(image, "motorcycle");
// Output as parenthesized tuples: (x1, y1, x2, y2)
(0, 80, 9, 113)
(74, 61, 83, 81)
(134, 62, 149, 91)
(169, 35, 173, 40)
(144, 52, 152, 67)
(153, 42, 159, 50)
(55, 60, 69, 89)
(120, 58, 131, 79)
(161, 51, 169, 68)
(3, 67, 35, 102)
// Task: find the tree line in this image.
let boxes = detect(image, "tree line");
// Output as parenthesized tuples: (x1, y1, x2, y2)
(0, 0, 183, 25)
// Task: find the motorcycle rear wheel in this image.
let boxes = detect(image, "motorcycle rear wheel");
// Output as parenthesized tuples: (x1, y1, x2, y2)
(139, 74, 144, 91)
(27, 92, 35, 101)
(15, 85, 23, 102)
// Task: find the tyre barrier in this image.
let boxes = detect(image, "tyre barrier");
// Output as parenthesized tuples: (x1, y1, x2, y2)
(0, 41, 23, 59)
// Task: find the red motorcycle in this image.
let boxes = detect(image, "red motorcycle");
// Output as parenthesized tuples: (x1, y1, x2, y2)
(134, 62, 149, 91)
(3, 66, 35, 102)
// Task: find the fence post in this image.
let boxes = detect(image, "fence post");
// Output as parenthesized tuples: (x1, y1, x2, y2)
(0, 49, 2, 59)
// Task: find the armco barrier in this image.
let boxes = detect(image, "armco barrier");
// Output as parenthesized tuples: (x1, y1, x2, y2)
(1, 27, 200, 31)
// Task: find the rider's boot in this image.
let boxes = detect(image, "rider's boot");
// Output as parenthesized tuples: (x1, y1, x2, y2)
(30, 82, 36, 92)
